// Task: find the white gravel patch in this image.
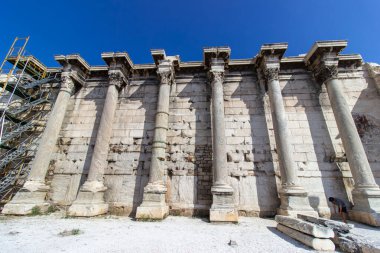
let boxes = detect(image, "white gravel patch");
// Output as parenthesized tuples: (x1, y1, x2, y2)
(1, 214, 377, 253)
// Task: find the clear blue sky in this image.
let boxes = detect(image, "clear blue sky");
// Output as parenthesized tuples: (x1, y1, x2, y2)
(1, 0, 379, 67)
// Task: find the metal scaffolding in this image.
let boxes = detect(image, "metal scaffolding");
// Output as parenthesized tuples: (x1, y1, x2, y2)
(0, 37, 59, 203)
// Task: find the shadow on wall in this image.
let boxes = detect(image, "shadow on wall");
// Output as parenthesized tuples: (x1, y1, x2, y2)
(50, 81, 105, 206)
(230, 69, 279, 217)
(97, 76, 157, 217)
(170, 72, 212, 216)
(282, 75, 348, 217)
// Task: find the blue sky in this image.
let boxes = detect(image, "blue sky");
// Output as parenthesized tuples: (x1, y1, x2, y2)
(1, 0, 379, 67)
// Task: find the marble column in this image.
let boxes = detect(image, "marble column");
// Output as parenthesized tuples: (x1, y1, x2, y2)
(136, 59, 173, 220)
(68, 69, 125, 216)
(2, 72, 76, 215)
(314, 53, 380, 226)
(209, 58, 238, 222)
(260, 54, 317, 217)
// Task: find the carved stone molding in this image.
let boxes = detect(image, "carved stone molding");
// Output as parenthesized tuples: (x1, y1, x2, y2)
(307, 52, 340, 84)
(263, 65, 279, 81)
(158, 70, 174, 85)
(60, 72, 75, 94)
(108, 70, 126, 90)
(208, 57, 226, 86)
(209, 70, 225, 85)
(313, 62, 339, 84)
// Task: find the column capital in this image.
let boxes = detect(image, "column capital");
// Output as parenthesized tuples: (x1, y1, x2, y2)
(55, 54, 89, 89)
(304, 40, 347, 83)
(102, 52, 134, 90)
(151, 50, 180, 85)
(108, 68, 128, 90)
(60, 72, 75, 94)
(256, 43, 288, 82)
(203, 47, 230, 85)
(203, 46, 230, 69)
(208, 58, 226, 84)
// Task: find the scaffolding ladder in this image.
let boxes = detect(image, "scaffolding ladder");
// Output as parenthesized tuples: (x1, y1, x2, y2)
(0, 37, 58, 204)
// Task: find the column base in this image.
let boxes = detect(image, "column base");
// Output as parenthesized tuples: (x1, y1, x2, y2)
(135, 183, 169, 221)
(2, 180, 50, 215)
(349, 187, 380, 226)
(277, 187, 318, 218)
(210, 185, 238, 223)
(68, 181, 108, 217)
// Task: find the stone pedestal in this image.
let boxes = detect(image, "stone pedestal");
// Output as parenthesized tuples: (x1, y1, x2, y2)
(277, 189, 320, 217)
(136, 184, 169, 220)
(2, 72, 76, 215)
(210, 185, 238, 222)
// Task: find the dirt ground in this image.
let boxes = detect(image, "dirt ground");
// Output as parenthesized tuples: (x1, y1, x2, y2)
(1, 213, 379, 253)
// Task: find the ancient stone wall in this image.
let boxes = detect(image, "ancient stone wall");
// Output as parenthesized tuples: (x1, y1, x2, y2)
(46, 64, 380, 217)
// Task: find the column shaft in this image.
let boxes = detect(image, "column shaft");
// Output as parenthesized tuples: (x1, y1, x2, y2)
(149, 81, 170, 184)
(326, 79, 378, 188)
(267, 78, 299, 188)
(87, 84, 118, 182)
(29, 79, 73, 185)
(2, 74, 75, 215)
(211, 75, 228, 186)
(135, 59, 173, 220)
(207, 59, 237, 222)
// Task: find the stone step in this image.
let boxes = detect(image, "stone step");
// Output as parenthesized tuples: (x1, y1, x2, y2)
(275, 215, 334, 239)
(297, 214, 354, 233)
(277, 224, 335, 251)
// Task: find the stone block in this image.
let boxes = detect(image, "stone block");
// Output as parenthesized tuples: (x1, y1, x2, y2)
(275, 215, 334, 238)
(336, 233, 380, 253)
(277, 224, 335, 251)
(297, 214, 354, 233)
(2, 191, 50, 215)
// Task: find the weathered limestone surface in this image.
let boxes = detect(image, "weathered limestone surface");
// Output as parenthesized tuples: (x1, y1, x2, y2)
(297, 214, 354, 233)
(275, 215, 334, 238)
(306, 41, 380, 226)
(6, 41, 380, 222)
(2, 64, 82, 215)
(336, 233, 380, 253)
(136, 52, 179, 220)
(69, 55, 130, 217)
(258, 44, 316, 218)
(205, 48, 238, 222)
(277, 224, 335, 251)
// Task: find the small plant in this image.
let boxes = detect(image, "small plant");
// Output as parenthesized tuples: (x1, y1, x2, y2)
(71, 229, 80, 235)
(30, 206, 42, 216)
(47, 205, 58, 214)
(58, 228, 82, 236)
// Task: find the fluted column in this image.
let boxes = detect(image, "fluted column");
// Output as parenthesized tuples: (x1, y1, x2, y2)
(68, 69, 126, 216)
(136, 58, 175, 220)
(2, 72, 77, 215)
(208, 57, 238, 222)
(312, 52, 380, 226)
(259, 51, 316, 217)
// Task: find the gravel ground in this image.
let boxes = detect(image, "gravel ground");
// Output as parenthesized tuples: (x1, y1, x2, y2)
(0, 214, 379, 253)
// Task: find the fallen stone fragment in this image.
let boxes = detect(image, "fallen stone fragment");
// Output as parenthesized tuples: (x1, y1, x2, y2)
(277, 224, 335, 251)
(297, 214, 354, 233)
(337, 233, 380, 253)
(228, 240, 238, 247)
(275, 215, 334, 238)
